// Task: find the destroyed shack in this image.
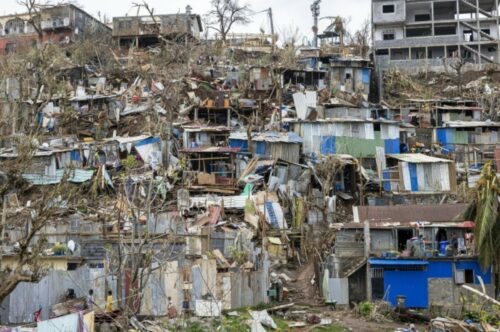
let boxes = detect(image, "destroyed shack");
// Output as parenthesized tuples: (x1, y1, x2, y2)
(229, 131, 303, 163)
(180, 147, 240, 192)
(383, 153, 456, 194)
(329, 58, 372, 96)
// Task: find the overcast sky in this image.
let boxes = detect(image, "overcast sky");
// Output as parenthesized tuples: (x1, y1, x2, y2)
(2, 0, 371, 44)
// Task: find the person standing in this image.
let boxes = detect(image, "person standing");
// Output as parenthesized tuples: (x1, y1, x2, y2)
(105, 290, 113, 313)
(86, 289, 94, 310)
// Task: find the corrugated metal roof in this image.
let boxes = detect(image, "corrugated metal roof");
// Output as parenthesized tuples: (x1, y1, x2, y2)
(190, 195, 247, 209)
(442, 121, 500, 128)
(369, 259, 428, 266)
(179, 147, 241, 153)
(69, 94, 115, 102)
(436, 105, 481, 111)
(103, 135, 151, 144)
(286, 118, 400, 124)
(0, 148, 75, 158)
(343, 221, 465, 229)
(387, 153, 453, 163)
(182, 126, 231, 132)
(354, 204, 468, 224)
(23, 169, 95, 185)
(229, 131, 303, 143)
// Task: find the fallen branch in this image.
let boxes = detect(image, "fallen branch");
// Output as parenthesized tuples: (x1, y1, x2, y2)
(460, 284, 500, 306)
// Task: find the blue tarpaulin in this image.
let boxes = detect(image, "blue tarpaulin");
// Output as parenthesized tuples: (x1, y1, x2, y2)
(135, 136, 161, 147)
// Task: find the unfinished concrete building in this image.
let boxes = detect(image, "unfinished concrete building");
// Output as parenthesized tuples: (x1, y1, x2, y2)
(112, 6, 202, 47)
(372, 0, 500, 71)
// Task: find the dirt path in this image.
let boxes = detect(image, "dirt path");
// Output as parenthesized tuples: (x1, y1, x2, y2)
(286, 260, 319, 305)
(328, 310, 427, 332)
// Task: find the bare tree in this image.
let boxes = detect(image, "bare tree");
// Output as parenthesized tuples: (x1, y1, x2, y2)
(280, 24, 301, 49)
(17, 0, 49, 43)
(333, 16, 349, 48)
(451, 56, 466, 94)
(0, 136, 77, 302)
(208, 0, 252, 41)
(352, 18, 371, 58)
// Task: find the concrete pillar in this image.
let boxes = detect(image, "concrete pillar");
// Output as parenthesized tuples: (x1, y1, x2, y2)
(431, 2, 435, 36)
(364, 221, 372, 302)
(496, 0, 500, 62)
(476, 0, 482, 65)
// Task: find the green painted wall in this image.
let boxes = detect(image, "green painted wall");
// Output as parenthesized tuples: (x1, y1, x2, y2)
(335, 132, 384, 158)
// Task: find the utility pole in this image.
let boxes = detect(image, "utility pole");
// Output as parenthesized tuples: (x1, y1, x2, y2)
(268, 8, 275, 54)
(311, 0, 321, 48)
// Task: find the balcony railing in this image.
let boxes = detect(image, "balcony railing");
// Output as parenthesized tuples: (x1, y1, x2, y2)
(41, 18, 71, 29)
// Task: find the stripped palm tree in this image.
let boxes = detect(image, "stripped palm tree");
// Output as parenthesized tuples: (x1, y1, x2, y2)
(461, 162, 500, 277)
(334, 16, 346, 48)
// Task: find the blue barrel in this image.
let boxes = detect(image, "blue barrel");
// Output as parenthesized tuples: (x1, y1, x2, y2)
(439, 241, 449, 255)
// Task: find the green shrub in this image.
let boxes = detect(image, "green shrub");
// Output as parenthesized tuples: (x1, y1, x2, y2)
(358, 301, 374, 318)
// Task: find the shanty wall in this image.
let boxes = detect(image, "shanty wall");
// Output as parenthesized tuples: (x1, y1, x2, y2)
(396, 161, 455, 192)
(325, 107, 371, 119)
(229, 139, 301, 164)
(140, 261, 183, 316)
(330, 67, 371, 94)
(139, 255, 269, 315)
(436, 128, 499, 153)
(292, 122, 400, 157)
(0, 266, 113, 324)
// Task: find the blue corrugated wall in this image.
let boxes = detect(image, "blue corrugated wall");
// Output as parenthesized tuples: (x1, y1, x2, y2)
(228, 139, 249, 152)
(255, 141, 266, 155)
(409, 163, 418, 191)
(383, 170, 391, 192)
(382, 260, 491, 308)
(436, 128, 455, 153)
(320, 136, 336, 154)
(384, 139, 400, 154)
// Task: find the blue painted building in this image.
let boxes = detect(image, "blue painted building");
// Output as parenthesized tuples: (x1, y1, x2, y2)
(369, 258, 492, 308)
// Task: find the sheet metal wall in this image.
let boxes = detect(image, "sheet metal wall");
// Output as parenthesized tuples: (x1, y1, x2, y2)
(293, 122, 400, 157)
(0, 266, 110, 324)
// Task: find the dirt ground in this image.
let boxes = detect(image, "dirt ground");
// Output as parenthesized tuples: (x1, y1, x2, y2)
(330, 310, 427, 331)
(280, 263, 429, 331)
